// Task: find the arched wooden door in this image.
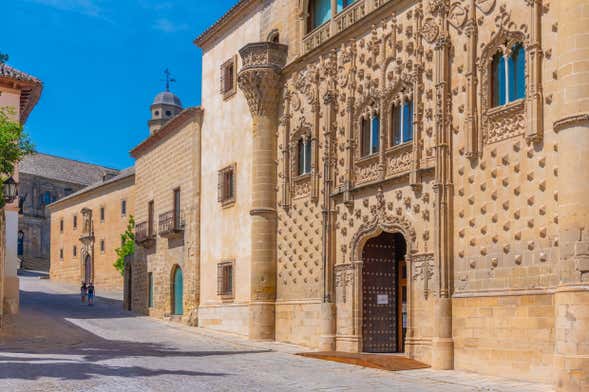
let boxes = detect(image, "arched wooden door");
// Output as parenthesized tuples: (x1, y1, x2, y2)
(84, 254, 92, 283)
(361, 232, 407, 353)
(172, 267, 183, 315)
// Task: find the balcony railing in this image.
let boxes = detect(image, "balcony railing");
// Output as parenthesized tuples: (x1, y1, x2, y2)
(135, 221, 155, 246)
(158, 210, 184, 237)
(302, 0, 392, 54)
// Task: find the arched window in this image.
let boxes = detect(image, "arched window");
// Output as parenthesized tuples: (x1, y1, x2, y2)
(308, 0, 331, 32)
(361, 114, 380, 157)
(297, 137, 312, 175)
(492, 44, 526, 107)
(391, 100, 413, 146)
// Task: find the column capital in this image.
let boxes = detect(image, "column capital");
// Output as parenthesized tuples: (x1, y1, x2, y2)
(238, 42, 288, 117)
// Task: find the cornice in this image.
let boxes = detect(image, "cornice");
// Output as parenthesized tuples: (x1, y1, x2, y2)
(194, 0, 262, 50)
(130, 106, 203, 158)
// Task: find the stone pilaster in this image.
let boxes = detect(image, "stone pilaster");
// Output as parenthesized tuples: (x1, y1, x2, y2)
(238, 42, 288, 340)
(432, 3, 454, 369)
(553, 2, 589, 390)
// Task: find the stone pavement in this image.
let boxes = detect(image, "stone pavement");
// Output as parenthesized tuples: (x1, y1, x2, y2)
(0, 276, 554, 392)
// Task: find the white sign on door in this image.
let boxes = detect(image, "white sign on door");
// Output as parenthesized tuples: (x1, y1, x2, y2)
(377, 294, 388, 305)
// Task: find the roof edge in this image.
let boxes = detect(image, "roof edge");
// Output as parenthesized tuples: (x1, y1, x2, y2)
(48, 169, 135, 210)
(131, 106, 203, 158)
(194, 0, 260, 49)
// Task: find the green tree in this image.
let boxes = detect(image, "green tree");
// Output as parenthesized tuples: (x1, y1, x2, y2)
(114, 215, 135, 276)
(0, 108, 34, 207)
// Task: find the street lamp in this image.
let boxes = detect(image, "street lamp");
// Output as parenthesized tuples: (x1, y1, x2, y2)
(3, 177, 17, 203)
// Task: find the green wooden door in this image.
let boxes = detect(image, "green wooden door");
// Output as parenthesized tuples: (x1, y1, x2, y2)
(173, 267, 183, 315)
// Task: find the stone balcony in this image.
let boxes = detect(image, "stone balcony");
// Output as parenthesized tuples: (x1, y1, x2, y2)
(238, 42, 288, 72)
(302, 0, 394, 54)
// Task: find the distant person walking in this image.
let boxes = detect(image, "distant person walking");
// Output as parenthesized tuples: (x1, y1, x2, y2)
(88, 283, 95, 306)
(80, 282, 87, 303)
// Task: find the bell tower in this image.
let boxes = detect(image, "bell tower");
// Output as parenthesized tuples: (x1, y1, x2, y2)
(148, 69, 183, 134)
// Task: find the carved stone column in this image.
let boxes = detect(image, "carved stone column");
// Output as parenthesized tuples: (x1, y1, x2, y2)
(553, 1, 589, 390)
(431, 3, 454, 370)
(238, 42, 288, 340)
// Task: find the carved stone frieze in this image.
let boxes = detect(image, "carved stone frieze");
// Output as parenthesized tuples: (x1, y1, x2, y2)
(412, 252, 434, 299)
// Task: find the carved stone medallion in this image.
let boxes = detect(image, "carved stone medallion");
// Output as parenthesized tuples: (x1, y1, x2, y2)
(422, 18, 439, 44)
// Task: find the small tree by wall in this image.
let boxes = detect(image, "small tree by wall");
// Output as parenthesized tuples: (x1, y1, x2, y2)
(114, 216, 135, 276)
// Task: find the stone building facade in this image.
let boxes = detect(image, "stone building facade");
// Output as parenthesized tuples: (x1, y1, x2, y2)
(129, 102, 202, 321)
(0, 62, 42, 326)
(48, 169, 134, 292)
(18, 153, 119, 271)
(187, 0, 589, 390)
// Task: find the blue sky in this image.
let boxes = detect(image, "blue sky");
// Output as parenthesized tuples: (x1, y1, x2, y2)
(2, 0, 235, 170)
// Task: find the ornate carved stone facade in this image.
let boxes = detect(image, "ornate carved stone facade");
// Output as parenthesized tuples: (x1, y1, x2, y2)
(99, 0, 589, 390)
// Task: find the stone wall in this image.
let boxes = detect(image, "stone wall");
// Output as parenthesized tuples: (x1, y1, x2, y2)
(132, 109, 201, 323)
(198, 7, 261, 334)
(18, 173, 87, 271)
(49, 175, 134, 292)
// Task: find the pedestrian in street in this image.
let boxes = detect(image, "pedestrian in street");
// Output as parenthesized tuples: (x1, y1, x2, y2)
(80, 282, 87, 303)
(87, 283, 95, 306)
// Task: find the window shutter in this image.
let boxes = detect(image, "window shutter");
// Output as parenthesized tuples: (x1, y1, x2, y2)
(217, 263, 223, 295)
(219, 64, 225, 94)
(217, 170, 223, 202)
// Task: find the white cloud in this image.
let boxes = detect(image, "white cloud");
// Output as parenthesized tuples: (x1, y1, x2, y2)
(153, 18, 188, 33)
(22, 0, 106, 19)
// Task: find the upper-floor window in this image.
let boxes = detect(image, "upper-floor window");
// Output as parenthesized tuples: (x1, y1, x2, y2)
(391, 100, 414, 146)
(121, 199, 127, 216)
(360, 114, 380, 157)
(100, 206, 105, 222)
(59, 248, 63, 260)
(59, 218, 64, 233)
(73, 245, 77, 257)
(220, 56, 237, 99)
(308, 0, 331, 32)
(336, 0, 357, 12)
(297, 137, 312, 175)
(100, 239, 105, 253)
(42, 191, 52, 206)
(73, 215, 77, 229)
(492, 43, 525, 107)
(218, 164, 236, 206)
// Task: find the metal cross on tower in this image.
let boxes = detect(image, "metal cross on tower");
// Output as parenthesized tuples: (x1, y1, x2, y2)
(162, 68, 176, 92)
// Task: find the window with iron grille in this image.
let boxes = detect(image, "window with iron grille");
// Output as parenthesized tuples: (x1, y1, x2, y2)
(173, 188, 181, 229)
(218, 164, 236, 207)
(220, 56, 237, 99)
(121, 199, 127, 216)
(148, 200, 155, 236)
(217, 261, 234, 297)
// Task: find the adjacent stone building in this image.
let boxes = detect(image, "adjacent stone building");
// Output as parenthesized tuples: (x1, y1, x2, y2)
(129, 91, 202, 321)
(0, 62, 42, 326)
(18, 153, 118, 271)
(48, 168, 135, 292)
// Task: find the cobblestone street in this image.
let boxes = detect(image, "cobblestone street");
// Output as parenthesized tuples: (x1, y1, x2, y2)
(0, 275, 553, 392)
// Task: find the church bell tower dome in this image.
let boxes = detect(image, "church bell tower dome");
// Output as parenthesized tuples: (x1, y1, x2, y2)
(148, 70, 183, 134)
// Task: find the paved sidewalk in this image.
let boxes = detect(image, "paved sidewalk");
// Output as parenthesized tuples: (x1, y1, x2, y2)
(0, 276, 554, 392)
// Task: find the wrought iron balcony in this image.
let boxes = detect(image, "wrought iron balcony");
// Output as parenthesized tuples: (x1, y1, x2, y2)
(158, 210, 184, 237)
(135, 221, 155, 247)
